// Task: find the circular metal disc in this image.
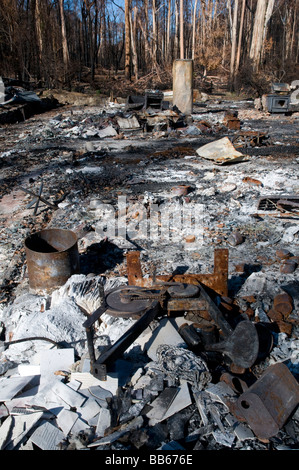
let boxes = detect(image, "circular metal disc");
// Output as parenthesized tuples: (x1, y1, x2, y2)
(167, 284, 200, 298)
(105, 286, 154, 318)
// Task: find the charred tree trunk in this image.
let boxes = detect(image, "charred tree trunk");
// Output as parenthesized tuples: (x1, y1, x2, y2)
(192, 0, 198, 60)
(152, 0, 158, 63)
(235, 0, 246, 74)
(125, 0, 131, 80)
(130, 7, 138, 81)
(179, 0, 184, 59)
(250, 0, 267, 70)
(35, 0, 44, 75)
(59, 0, 70, 73)
(230, 0, 238, 85)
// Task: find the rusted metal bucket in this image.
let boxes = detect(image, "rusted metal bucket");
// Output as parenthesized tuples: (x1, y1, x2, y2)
(25, 228, 80, 293)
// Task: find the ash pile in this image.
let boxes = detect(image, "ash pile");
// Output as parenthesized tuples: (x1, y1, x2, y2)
(0, 248, 298, 451)
(0, 87, 298, 452)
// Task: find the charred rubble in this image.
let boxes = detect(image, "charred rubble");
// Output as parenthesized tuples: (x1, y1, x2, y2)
(0, 86, 298, 451)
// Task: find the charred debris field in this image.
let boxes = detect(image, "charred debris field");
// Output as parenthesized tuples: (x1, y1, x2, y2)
(0, 91, 298, 452)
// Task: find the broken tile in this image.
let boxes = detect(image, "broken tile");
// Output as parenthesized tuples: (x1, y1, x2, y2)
(0, 376, 36, 402)
(42, 389, 66, 417)
(212, 429, 235, 447)
(88, 416, 143, 447)
(56, 409, 79, 437)
(2, 412, 44, 450)
(88, 385, 113, 402)
(159, 441, 186, 450)
(162, 381, 192, 420)
(0, 416, 13, 450)
(225, 413, 255, 441)
(95, 408, 111, 438)
(79, 387, 108, 409)
(18, 364, 40, 376)
(30, 420, 65, 450)
(208, 403, 226, 432)
(145, 318, 187, 361)
(184, 424, 214, 443)
(51, 381, 86, 408)
(77, 397, 102, 423)
(67, 379, 82, 391)
(40, 348, 75, 376)
(70, 371, 119, 396)
(68, 417, 91, 435)
(146, 387, 179, 423)
(193, 390, 210, 426)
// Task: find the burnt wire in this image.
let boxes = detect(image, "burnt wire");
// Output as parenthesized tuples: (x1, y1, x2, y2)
(3, 337, 63, 349)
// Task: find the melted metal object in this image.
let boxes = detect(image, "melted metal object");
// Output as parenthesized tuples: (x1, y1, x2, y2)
(167, 284, 200, 298)
(105, 286, 156, 319)
(205, 321, 259, 369)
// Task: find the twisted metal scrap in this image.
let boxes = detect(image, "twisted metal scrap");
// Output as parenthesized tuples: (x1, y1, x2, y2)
(156, 344, 212, 390)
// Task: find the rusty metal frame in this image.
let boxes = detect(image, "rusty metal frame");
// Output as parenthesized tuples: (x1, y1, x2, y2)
(126, 249, 229, 297)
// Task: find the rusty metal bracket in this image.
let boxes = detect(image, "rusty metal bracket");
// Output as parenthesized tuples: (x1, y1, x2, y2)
(126, 249, 229, 297)
(233, 362, 299, 440)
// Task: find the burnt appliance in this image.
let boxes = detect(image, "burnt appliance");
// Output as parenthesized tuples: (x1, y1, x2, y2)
(266, 82, 291, 113)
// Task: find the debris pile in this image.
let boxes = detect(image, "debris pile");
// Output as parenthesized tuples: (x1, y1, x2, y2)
(0, 258, 298, 451)
(0, 81, 60, 126)
(0, 88, 298, 451)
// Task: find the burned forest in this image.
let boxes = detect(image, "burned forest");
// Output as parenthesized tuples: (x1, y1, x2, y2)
(0, 0, 299, 455)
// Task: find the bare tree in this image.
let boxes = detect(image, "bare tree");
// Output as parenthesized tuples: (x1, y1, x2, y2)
(35, 0, 44, 66)
(192, 0, 198, 60)
(230, 0, 239, 80)
(235, 0, 246, 74)
(130, 6, 138, 80)
(250, 0, 274, 70)
(0, 0, 298, 91)
(180, 0, 184, 58)
(166, 0, 172, 59)
(152, 0, 158, 62)
(125, 0, 131, 79)
(59, 0, 70, 69)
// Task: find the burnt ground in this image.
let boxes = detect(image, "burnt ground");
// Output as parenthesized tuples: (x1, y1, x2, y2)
(0, 99, 298, 304)
(0, 95, 298, 451)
